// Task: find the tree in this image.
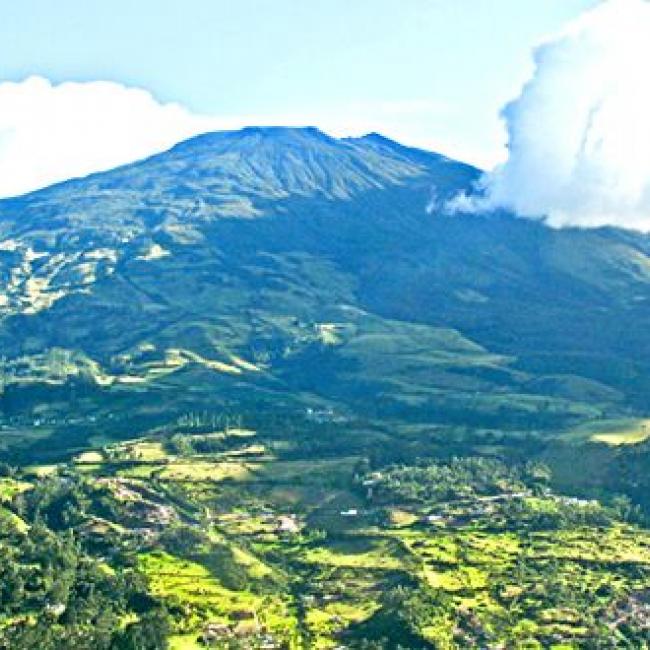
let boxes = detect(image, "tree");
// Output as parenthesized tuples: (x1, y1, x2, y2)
(160, 524, 208, 555)
(111, 609, 170, 649)
(168, 434, 193, 457)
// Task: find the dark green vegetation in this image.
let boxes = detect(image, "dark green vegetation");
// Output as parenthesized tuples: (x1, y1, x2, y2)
(0, 470, 171, 649)
(1, 128, 649, 463)
(1, 127, 650, 646)
(1, 436, 650, 648)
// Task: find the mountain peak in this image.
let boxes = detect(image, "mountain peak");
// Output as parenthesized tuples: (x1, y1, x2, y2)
(6, 125, 479, 234)
(171, 125, 337, 153)
(97, 125, 434, 204)
(360, 131, 398, 144)
(239, 125, 333, 140)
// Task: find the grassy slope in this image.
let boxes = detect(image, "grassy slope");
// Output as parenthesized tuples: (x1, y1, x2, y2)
(22, 432, 646, 648)
(1, 127, 650, 505)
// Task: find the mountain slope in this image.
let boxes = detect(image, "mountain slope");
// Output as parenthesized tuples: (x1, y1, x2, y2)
(0, 127, 649, 462)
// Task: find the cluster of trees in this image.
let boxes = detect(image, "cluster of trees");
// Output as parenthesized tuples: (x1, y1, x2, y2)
(490, 558, 650, 646)
(0, 470, 170, 649)
(367, 457, 550, 504)
(165, 433, 229, 456)
(13, 475, 89, 530)
(346, 584, 451, 649)
(174, 411, 244, 433)
(501, 497, 612, 531)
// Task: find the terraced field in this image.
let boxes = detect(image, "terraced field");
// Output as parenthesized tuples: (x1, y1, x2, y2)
(0, 429, 632, 647)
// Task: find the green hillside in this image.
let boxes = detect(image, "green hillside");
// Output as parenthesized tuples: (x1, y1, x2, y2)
(1, 127, 649, 467)
(2, 127, 650, 646)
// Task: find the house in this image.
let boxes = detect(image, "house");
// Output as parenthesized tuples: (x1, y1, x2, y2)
(131, 527, 159, 544)
(322, 594, 343, 603)
(45, 602, 66, 618)
(425, 514, 445, 525)
(556, 496, 599, 508)
(201, 622, 230, 644)
(233, 621, 261, 638)
(276, 515, 299, 534)
(258, 635, 280, 649)
(141, 503, 176, 525)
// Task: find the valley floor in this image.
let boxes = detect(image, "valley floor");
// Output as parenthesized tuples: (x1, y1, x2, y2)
(1, 426, 650, 648)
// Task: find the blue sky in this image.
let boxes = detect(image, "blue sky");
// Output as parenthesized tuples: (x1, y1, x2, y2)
(1, 1, 594, 111)
(0, 0, 598, 197)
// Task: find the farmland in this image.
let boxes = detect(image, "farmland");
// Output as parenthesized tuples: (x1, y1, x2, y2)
(1, 423, 649, 648)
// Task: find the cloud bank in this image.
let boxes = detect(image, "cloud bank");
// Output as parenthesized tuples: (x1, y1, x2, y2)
(450, 0, 650, 231)
(0, 76, 222, 198)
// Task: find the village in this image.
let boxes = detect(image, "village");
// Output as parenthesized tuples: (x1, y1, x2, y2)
(2, 435, 629, 648)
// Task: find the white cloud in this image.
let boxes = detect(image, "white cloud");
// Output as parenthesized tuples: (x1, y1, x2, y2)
(0, 76, 225, 198)
(449, 0, 650, 231)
